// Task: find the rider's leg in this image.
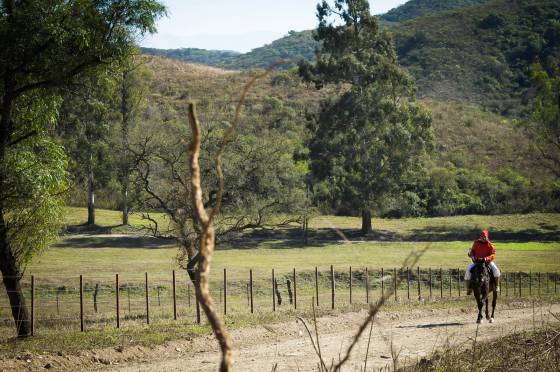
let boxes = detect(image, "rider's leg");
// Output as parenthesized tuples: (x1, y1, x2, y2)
(465, 263, 475, 295)
(490, 262, 501, 291)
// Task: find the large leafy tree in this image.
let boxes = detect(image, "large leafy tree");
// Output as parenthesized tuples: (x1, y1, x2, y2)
(299, 0, 432, 234)
(0, 0, 165, 337)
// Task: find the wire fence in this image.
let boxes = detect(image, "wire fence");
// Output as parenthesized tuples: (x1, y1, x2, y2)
(1, 267, 558, 340)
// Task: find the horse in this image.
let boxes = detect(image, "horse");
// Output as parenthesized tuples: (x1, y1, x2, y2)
(470, 259, 498, 323)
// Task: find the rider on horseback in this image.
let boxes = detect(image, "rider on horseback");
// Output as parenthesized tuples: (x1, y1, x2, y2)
(464, 230, 501, 295)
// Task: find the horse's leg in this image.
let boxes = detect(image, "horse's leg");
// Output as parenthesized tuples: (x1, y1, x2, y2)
(476, 293, 484, 323)
(485, 297, 490, 320)
(490, 290, 497, 323)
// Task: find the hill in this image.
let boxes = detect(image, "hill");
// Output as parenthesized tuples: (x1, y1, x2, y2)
(142, 55, 543, 180)
(380, 0, 490, 22)
(141, 0, 560, 115)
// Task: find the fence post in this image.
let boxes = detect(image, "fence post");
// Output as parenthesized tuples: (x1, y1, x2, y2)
(440, 268, 443, 298)
(519, 272, 522, 297)
(365, 267, 369, 304)
(196, 279, 201, 324)
(223, 268, 227, 315)
(331, 265, 335, 310)
(31, 275, 35, 337)
(249, 269, 254, 314)
(505, 272, 508, 297)
(417, 267, 421, 300)
(428, 268, 432, 299)
(272, 269, 276, 312)
(407, 267, 410, 300)
(187, 283, 191, 308)
(555, 272, 557, 294)
(394, 268, 397, 302)
(538, 272, 541, 296)
(349, 266, 352, 305)
(293, 268, 297, 310)
(449, 269, 452, 297)
(116, 274, 120, 329)
(127, 286, 131, 314)
(529, 271, 532, 296)
(80, 275, 84, 332)
(172, 270, 177, 320)
(315, 267, 319, 307)
(546, 272, 549, 294)
(457, 268, 461, 297)
(381, 267, 384, 298)
(145, 272, 150, 325)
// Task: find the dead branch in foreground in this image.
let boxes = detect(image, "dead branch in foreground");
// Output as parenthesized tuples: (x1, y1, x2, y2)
(186, 62, 286, 372)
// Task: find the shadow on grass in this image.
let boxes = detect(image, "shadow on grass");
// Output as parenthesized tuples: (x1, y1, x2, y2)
(55, 235, 177, 249)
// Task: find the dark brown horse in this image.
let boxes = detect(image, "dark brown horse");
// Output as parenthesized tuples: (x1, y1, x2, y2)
(471, 259, 498, 323)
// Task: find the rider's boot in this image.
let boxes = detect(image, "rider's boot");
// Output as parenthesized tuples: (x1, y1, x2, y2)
(465, 279, 472, 295)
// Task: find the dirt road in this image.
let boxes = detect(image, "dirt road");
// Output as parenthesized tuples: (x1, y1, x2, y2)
(107, 303, 559, 372)
(2, 303, 558, 371)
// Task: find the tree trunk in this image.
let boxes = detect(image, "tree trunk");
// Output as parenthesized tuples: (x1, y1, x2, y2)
(0, 88, 32, 338)
(121, 176, 129, 225)
(87, 155, 95, 225)
(0, 211, 32, 338)
(361, 209, 372, 235)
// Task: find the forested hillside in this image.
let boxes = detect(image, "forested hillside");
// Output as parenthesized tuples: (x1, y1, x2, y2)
(142, 0, 560, 116)
(379, 0, 490, 22)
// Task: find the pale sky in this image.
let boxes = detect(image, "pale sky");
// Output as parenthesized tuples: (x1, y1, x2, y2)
(141, 0, 409, 52)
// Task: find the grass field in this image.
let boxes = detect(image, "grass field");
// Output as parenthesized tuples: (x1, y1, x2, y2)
(33, 208, 560, 282)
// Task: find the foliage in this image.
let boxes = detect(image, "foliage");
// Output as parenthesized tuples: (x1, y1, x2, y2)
(380, 0, 490, 23)
(0, 93, 67, 267)
(529, 58, 560, 176)
(299, 0, 432, 232)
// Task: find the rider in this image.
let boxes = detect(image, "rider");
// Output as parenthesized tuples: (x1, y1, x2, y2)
(464, 229, 501, 295)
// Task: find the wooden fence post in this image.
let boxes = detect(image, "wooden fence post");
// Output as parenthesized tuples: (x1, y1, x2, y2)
(440, 268, 443, 298)
(31, 275, 35, 337)
(145, 272, 150, 325)
(449, 269, 452, 297)
(428, 268, 432, 299)
(331, 265, 335, 310)
(538, 272, 541, 296)
(249, 269, 254, 314)
(80, 275, 84, 332)
(394, 268, 397, 302)
(417, 267, 421, 300)
(293, 268, 297, 310)
(457, 268, 461, 297)
(172, 270, 177, 320)
(407, 267, 410, 300)
(365, 267, 369, 304)
(529, 271, 532, 296)
(381, 267, 384, 298)
(315, 267, 319, 307)
(272, 269, 276, 312)
(505, 272, 508, 297)
(196, 279, 200, 324)
(116, 274, 120, 328)
(349, 266, 352, 305)
(519, 272, 522, 297)
(223, 268, 227, 315)
(555, 272, 557, 294)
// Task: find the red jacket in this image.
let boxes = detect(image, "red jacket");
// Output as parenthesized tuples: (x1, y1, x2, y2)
(470, 230, 496, 262)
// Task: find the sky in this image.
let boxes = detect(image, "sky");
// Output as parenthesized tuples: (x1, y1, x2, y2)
(140, 0, 409, 53)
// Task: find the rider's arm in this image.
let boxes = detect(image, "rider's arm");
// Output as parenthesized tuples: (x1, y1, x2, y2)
(486, 242, 496, 262)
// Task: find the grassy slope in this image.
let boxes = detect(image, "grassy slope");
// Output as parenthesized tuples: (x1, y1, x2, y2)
(143, 55, 544, 179)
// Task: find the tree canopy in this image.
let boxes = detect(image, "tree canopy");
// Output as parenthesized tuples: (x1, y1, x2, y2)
(300, 0, 432, 234)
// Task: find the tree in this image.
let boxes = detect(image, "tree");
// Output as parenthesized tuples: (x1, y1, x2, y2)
(116, 55, 150, 225)
(530, 59, 560, 177)
(0, 0, 165, 338)
(299, 0, 432, 234)
(58, 72, 118, 226)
